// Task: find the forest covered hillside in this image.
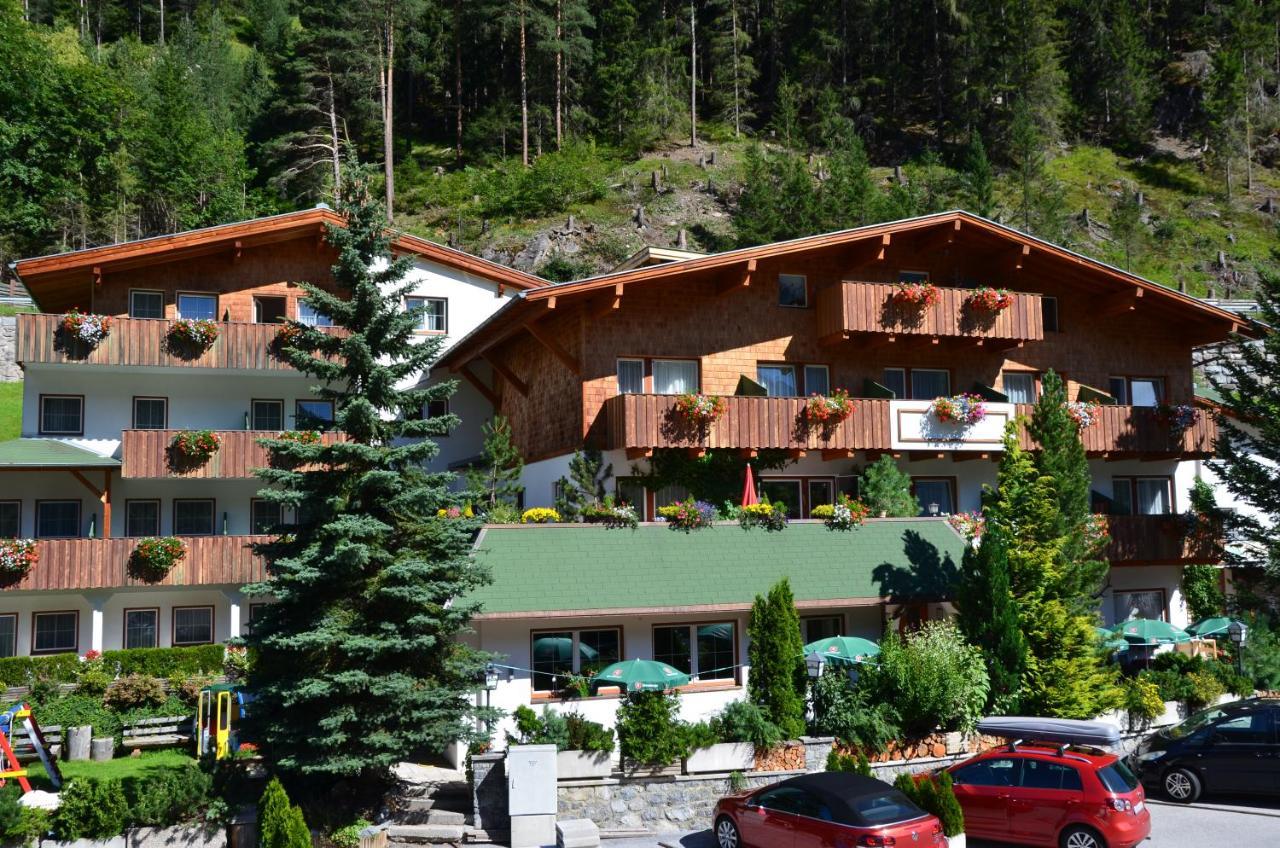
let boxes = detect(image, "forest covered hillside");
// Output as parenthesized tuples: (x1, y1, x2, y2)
(2, 0, 1278, 297)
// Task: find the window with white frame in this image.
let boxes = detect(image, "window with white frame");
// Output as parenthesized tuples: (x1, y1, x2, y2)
(173, 606, 214, 646)
(124, 608, 159, 649)
(757, 364, 798, 396)
(1109, 376, 1165, 407)
(36, 501, 80, 538)
(0, 614, 14, 658)
(801, 615, 842, 644)
(406, 296, 447, 333)
(1002, 372, 1037, 404)
(530, 628, 620, 692)
(297, 301, 333, 327)
(653, 360, 698, 395)
(32, 611, 78, 654)
(40, 395, 83, 435)
(652, 622, 736, 681)
(617, 359, 644, 394)
(912, 478, 955, 516)
(1114, 589, 1166, 623)
(176, 293, 217, 321)
(1112, 477, 1173, 515)
(132, 397, 168, 430)
(129, 290, 164, 319)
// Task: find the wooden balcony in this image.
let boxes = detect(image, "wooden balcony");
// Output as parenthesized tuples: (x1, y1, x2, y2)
(15, 313, 344, 371)
(121, 429, 348, 478)
(5, 535, 267, 592)
(605, 394, 890, 456)
(1016, 404, 1217, 458)
(815, 281, 1044, 345)
(1106, 515, 1223, 565)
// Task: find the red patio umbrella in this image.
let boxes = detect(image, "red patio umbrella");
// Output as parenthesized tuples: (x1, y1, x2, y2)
(741, 464, 759, 506)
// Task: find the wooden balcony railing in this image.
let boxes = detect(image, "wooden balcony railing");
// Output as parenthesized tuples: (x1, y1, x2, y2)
(605, 394, 890, 455)
(5, 535, 268, 592)
(1016, 404, 1216, 458)
(121, 429, 348, 478)
(1106, 515, 1223, 564)
(815, 281, 1044, 343)
(16, 313, 345, 371)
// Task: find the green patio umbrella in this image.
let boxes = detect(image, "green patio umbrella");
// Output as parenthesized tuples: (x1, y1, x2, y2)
(803, 636, 881, 666)
(1094, 626, 1129, 653)
(591, 659, 690, 692)
(1186, 617, 1240, 638)
(1113, 618, 1192, 645)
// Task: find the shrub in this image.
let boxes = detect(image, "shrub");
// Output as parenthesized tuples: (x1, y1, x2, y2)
(53, 779, 128, 840)
(893, 772, 920, 804)
(858, 456, 918, 517)
(126, 763, 212, 826)
(747, 578, 806, 739)
(683, 720, 720, 751)
(616, 691, 688, 767)
(520, 507, 561, 524)
(932, 771, 966, 837)
(506, 705, 570, 750)
(75, 653, 112, 697)
(32, 693, 122, 739)
(1122, 676, 1165, 729)
(1185, 671, 1226, 711)
(711, 700, 782, 750)
(1240, 613, 1280, 691)
(103, 674, 167, 710)
(331, 819, 372, 848)
(104, 645, 226, 678)
(0, 784, 45, 847)
(864, 621, 989, 737)
(738, 502, 787, 532)
(564, 713, 615, 754)
(259, 777, 311, 848)
(809, 669, 900, 753)
(825, 750, 873, 777)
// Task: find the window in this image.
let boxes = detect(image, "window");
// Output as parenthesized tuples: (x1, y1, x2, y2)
(910, 369, 950, 400)
(530, 628, 620, 692)
(172, 606, 214, 646)
(1019, 760, 1083, 792)
(654, 484, 690, 510)
(253, 296, 287, 324)
(423, 399, 449, 420)
(33, 611, 78, 654)
(1109, 376, 1164, 407)
(251, 399, 284, 431)
(1211, 712, 1273, 744)
(251, 499, 283, 534)
(807, 480, 833, 515)
(951, 757, 1021, 788)
(804, 365, 830, 396)
(297, 301, 333, 327)
(1002, 372, 1037, 404)
(882, 368, 906, 399)
(176, 293, 218, 321)
(129, 290, 164, 319)
(1042, 296, 1060, 332)
(616, 478, 647, 519)
(0, 615, 14, 658)
(1114, 589, 1166, 623)
(173, 500, 215, 536)
(778, 274, 808, 307)
(406, 297, 447, 333)
(1112, 477, 1173, 515)
(898, 271, 930, 283)
(617, 359, 644, 394)
(247, 603, 268, 635)
(912, 479, 955, 516)
(760, 480, 802, 518)
(36, 501, 80, 539)
(653, 360, 698, 394)
(125, 500, 160, 537)
(802, 615, 842, 644)
(652, 622, 736, 681)
(1096, 762, 1140, 793)
(124, 608, 159, 649)
(132, 397, 168, 430)
(0, 502, 18, 539)
(757, 365, 798, 397)
(296, 400, 335, 429)
(39, 395, 83, 435)
(1108, 377, 1128, 405)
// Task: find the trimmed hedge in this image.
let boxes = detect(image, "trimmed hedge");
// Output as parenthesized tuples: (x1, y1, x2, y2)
(0, 645, 224, 687)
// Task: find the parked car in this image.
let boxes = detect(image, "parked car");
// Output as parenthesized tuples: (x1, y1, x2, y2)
(1132, 697, 1280, 803)
(712, 771, 944, 848)
(947, 718, 1150, 848)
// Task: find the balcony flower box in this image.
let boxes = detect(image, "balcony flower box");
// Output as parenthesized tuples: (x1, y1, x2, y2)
(128, 537, 186, 583)
(657, 498, 716, 532)
(674, 393, 727, 426)
(58, 309, 113, 348)
(1065, 400, 1101, 430)
(891, 282, 939, 308)
(929, 393, 986, 426)
(0, 539, 38, 580)
(964, 286, 1014, 313)
(812, 495, 868, 532)
(684, 742, 754, 775)
(165, 318, 220, 355)
(806, 389, 855, 425)
(557, 750, 613, 780)
(168, 430, 221, 470)
(1156, 403, 1198, 435)
(738, 502, 786, 532)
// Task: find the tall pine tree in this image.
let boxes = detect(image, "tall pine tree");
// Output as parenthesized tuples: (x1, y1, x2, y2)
(747, 578, 805, 739)
(956, 518, 1026, 713)
(246, 163, 491, 780)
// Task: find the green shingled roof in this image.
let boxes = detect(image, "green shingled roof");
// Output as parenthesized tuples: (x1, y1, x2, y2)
(468, 519, 964, 616)
(0, 439, 119, 467)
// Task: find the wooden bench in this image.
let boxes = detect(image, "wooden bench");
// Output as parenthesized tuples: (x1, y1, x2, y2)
(121, 716, 192, 749)
(10, 724, 61, 762)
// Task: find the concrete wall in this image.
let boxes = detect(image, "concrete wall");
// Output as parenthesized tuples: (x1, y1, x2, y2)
(0, 316, 18, 382)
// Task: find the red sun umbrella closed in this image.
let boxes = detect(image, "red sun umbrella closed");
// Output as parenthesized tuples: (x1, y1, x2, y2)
(742, 464, 759, 506)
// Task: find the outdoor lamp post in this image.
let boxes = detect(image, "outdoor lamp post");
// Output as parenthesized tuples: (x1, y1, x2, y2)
(928, 502, 940, 516)
(1228, 620, 1248, 675)
(483, 663, 500, 691)
(805, 653, 825, 724)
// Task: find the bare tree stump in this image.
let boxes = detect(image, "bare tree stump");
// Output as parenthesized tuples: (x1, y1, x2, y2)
(676, 229, 688, 250)
(708, 151, 717, 166)
(651, 171, 661, 191)
(66, 727, 90, 761)
(634, 205, 647, 227)
(90, 737, 114, 762)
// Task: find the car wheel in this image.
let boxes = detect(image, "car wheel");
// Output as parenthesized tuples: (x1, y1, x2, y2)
(715, 816, 742, 848)
(1163, 767, 1202, 803)
(1060, 824, 1107, 848)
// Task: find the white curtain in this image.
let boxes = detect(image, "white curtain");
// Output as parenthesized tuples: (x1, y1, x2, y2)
(654, 360, 698, 394)
(757, 365, 798, 396)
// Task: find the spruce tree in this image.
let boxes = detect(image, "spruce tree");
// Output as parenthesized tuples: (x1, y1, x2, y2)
(554, 450, 612, 518)
(245, 164, 492, 781)
(467, 416, 525, 511)
(960, 132, 995, 218)
(955, 519, 1026, 713)
(858, 456, 918, 517)
(747, 578, 805, 739)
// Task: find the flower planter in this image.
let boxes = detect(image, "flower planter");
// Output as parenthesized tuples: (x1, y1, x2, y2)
(620, 760, 681, 778)
(947, 832, 967, 848)
(557, 749, 613, 780)
(684, 742, 755, 774)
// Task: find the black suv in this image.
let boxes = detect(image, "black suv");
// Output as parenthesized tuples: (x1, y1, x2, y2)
(1131, 698, 1280, 803)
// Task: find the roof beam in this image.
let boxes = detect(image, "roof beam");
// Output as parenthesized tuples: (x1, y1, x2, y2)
(1096, 287, 1143, 318)
(916, 219, 962, 254)
(458, 364, 501, 407)
(1006, 243, 1032, 273)
(845, 233, 892, 267)
(482, 353, 528, 396)
(526, 321, 581, 376)
(590, 282, 625, 318)
(716, 258, 756, 296)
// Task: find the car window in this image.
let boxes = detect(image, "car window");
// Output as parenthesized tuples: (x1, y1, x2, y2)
(952, 758, 1020, 787)
(756, 787, 807, 816)
(1097, 761, 1140, 793)
(1213, 711, 1272, 744)
(1019, 759, 1083, 791)
(1166, 706, 1232, 739)
(850, 791, 923, 827)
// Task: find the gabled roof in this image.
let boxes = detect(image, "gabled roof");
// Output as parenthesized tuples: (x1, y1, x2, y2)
(0, 439, 119, 469)
(466, 519, 963, 619)
(610, 245, 707, 272)
(12, 207, 546, 311)
(439, 210, 1252, 370)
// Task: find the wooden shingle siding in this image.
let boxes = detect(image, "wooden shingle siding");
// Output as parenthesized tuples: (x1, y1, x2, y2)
(121, 430, 348, 478)
(1014, 404, 1216, 457)
(1106, 515, 1222, 564)
(815, 281, 1045, 341)
(11, 536, 268, 592)
(16, 314, 345, 371)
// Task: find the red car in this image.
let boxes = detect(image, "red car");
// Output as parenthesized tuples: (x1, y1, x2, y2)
(713, 771, 944, 848)
(946, 743, 1150, 848)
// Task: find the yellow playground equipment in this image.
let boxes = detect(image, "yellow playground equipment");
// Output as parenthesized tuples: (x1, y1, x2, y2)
(196, 683, 252, 760)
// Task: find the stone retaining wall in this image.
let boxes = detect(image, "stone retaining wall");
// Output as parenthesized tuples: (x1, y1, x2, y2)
(39, 823, 226, 848)
(0, 316, 19, 382)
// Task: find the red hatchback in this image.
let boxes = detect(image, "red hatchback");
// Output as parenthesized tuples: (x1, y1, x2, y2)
(946, 744, 1150, 848)
(713, 771, 944, 848)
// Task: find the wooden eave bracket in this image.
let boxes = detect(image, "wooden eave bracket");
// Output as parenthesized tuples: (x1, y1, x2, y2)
(917, 219, 962, 254)
(846, 233, 892, 266)
(525, 321, 581, 376)
(458, 363, 501, 407)
(1097, 286, 1144, 318)
(626, 447, 654, 460)
(232, 240, 243, 262)
(69, 469, 104, 499)
(716, 258, 756, 296)
(482, 353, 528, 396)
(590, 283, 625, 317)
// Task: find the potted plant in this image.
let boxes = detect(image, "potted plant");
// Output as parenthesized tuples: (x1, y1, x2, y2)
(581, 497, 640, 529)
(684, 701, 778, 774)
(1156, 403, 1198, 435)
(674, 393, 727, 426)
(58, 309, 113, 349)
(964, 286, 1014, 313)
(738, 502, 787, 532)
(814, 494, 869, 531)
(521, 507, 561, 524)
(657, 498, 717, 532)
(165, 317, 220, 354)
(557, 713, 617, 780)
(0, 539, 38, 581)
(806, 389, 855, 426)
(947, 511, 985, 542)
(277, 429, 322, 444)
(1065, 400, 1101, 429)
(929, 393, 987, 426)
(169, 429, 221, 470)
(128, 537, 186, 582)
(892, 282, 940, 308)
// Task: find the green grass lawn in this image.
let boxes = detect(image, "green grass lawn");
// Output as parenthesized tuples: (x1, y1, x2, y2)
(23, 748, 197, 790)
(0, 304, 35, 317)
(0, 382, 20, 442)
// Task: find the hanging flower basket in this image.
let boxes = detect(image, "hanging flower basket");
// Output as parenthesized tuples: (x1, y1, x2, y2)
(274, 322, 304, 347)
(948, 511, 986, 541)
(166, 318, 220, 353)
(59, 309, 113, 347)
(1156, 404, 1198, 435)
(892, 282, 940, 308)
(964, 287, 1014, 313)
(128, 537, 186, 582)
(930, 393, 987, 426)
(0, 539, 38, 580)
(674, 393, 727, 426)
(814, 495, 869, 531)
(277, 430, 322, 445)
(1065, 400, 1101, 430)
(169, 430, 221, 467)
(806, 389, 855, 425)
(738, 502, 787, 532)
(657, 498, 717, 532)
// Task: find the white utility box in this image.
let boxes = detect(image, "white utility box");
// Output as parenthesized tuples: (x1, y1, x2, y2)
(508, 744, 558, 848)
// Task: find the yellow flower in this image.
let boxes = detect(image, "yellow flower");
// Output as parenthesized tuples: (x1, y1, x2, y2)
(521, 508, 561, 524)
